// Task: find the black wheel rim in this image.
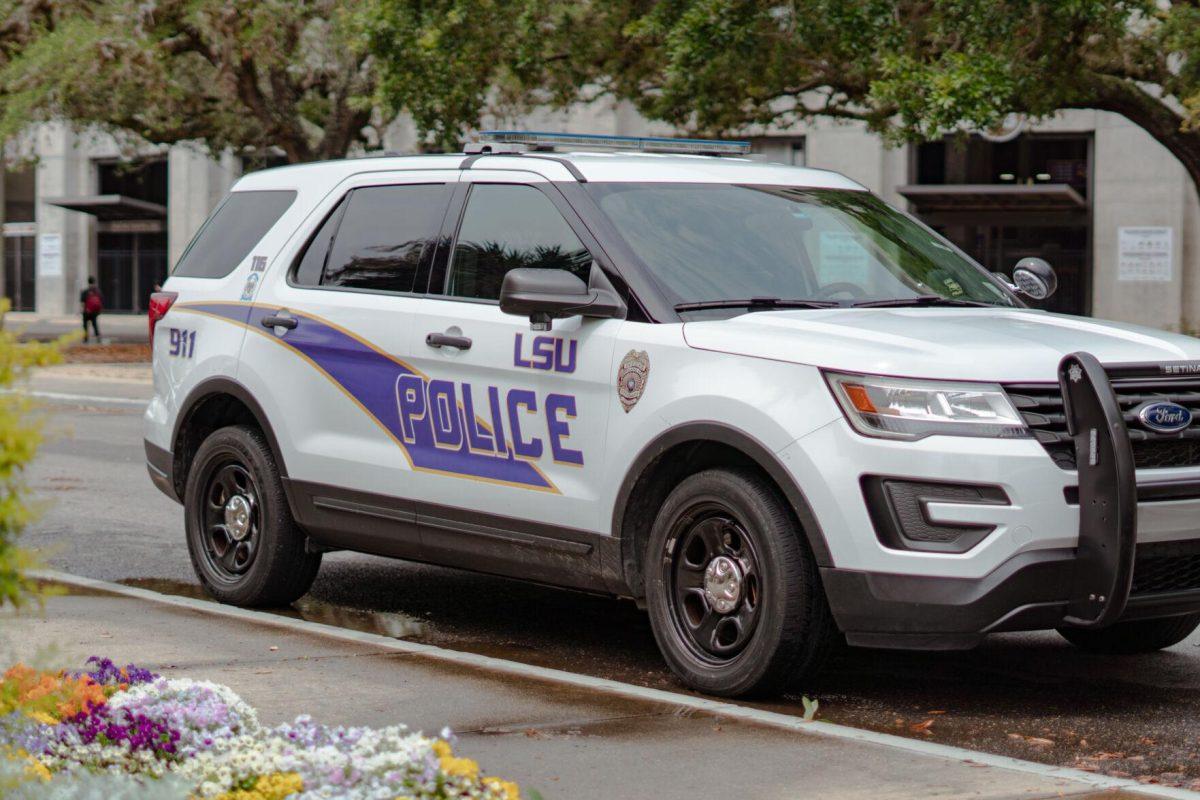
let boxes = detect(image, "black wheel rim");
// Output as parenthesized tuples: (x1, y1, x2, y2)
(663, 502, 763, 665)
(196, 457, 261, 582)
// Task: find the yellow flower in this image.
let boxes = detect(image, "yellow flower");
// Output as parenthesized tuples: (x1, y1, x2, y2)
(214, 772, 303, 800)
(433, 740, 479, 781)
(25, 710, 57, 726)
(483, 776, 521, 799)
(24, 759, 51, 782)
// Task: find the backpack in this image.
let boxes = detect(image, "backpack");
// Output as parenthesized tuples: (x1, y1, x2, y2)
(84, 288, 103, 314)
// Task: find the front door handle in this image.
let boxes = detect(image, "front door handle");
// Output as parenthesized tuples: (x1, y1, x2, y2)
(426, 332, 472, 350)
(262, 315, 298, 330)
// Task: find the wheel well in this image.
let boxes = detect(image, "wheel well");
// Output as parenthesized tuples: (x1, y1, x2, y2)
(172, 392, 264, 498)
(618, 439, 796, 599)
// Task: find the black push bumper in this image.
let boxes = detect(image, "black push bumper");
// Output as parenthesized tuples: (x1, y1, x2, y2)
(826, 352, 1200, 650)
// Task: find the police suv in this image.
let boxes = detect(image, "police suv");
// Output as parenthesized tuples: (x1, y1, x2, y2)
(145, 131, 1200, 697)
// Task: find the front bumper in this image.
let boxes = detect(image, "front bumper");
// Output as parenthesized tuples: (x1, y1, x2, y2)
(800, 353, 1200, 648)
(824, 543, 1200, 650)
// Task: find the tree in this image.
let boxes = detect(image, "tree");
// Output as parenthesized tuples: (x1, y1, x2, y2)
(361, 0, 531, 152)
(0, 0, 377, 162)
(517, 1, 1200, 197)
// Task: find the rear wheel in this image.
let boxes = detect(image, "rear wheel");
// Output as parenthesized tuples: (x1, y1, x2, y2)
(185, 425, 320, 606)
(644, 468, 837, 697)
(1058, 613, 1200, 654)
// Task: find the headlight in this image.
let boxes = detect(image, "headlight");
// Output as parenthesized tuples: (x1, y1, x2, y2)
(824, 372, 1030, 440)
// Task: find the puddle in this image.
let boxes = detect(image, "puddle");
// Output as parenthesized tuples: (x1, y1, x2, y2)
(114, 578, 429, 640)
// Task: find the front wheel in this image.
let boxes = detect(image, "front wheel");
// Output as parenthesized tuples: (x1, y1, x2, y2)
(184, 425, 320, 607)
(1058, 613, 1200, 654)
(644, 468, 837, 697)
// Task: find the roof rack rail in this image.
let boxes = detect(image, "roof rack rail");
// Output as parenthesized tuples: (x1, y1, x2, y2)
(466, 131, 751, 157)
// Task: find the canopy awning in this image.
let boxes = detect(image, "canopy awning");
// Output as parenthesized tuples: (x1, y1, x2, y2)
(43, 194, 167, 221)
(897, 184, 1087, 213)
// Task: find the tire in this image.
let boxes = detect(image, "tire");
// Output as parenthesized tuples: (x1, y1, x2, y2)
(1058, 613, 1200, 654)
(644, 467, 837, 697)
(184, 424, 320, 606)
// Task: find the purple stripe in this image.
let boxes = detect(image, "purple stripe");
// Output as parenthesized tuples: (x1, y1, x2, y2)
(186, 303, 552, 489)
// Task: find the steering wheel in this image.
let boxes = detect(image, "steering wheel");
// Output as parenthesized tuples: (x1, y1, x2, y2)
(814, 282, 868, 301)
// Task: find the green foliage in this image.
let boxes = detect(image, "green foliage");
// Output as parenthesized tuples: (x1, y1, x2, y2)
(511, 1, 1200, 188)
(0, 301, 62, 609)
(355, 0, 533, 151)
(0, 0, 377, 161)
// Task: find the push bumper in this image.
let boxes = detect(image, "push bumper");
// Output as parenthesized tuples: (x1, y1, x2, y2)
(824, 353, 1200, 650)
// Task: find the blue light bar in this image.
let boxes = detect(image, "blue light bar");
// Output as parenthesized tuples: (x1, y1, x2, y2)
(478, 130, 751, 156)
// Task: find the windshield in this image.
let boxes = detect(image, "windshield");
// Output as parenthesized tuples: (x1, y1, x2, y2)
(584, 184, 1017, 315)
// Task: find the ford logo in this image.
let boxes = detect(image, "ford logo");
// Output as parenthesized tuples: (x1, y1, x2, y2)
(1136, 401, 1194, 434)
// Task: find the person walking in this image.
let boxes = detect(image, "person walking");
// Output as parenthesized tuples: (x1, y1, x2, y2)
(80, 276, 103, 343)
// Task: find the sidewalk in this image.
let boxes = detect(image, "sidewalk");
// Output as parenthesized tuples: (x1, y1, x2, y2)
(4, 582, 1170, 800)
(5, 311, 148, 342)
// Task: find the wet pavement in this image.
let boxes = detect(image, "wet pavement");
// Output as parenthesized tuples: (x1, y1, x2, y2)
(19, 366, 1200, 791)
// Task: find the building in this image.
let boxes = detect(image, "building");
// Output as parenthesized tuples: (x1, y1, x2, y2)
(3, 104, 1198, 333)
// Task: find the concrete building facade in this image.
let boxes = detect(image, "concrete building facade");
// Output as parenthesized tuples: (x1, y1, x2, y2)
(3, 105, 1198, 333)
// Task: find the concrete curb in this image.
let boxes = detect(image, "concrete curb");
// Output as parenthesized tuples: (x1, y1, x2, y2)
(30, 568, 1200, 800)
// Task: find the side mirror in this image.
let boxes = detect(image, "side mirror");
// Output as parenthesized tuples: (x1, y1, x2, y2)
(1011, 257, 1057, 301)
(499, 263, 626, 331)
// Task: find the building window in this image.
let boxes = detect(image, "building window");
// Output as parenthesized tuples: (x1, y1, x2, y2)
(750, 136, 806, 167)
(3, 167, 36, 223)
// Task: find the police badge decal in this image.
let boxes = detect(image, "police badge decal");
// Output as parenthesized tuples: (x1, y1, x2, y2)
(617, 350, 650, 412)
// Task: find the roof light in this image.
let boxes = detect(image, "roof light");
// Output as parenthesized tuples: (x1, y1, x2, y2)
(474, 131, 751, 156)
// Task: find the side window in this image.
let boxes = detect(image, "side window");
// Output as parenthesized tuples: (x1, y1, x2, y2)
(174, 190, 296, 278)
(297, 183, 448, 293)
(447, 184, 592, 301)
(292, 196, 346, 286)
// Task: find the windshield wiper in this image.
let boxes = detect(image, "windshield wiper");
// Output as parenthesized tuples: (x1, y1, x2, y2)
(674, 297, 843, 313)
(850, 295, 992, 308)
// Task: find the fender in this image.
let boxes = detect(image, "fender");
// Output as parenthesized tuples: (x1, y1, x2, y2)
(611, 422, 834, 595)
(170, 377, 290, 499)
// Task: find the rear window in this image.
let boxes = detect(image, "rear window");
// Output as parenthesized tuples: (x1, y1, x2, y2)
(173, 190, 297, 278)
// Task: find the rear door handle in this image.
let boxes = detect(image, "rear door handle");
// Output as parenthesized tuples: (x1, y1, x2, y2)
(426, 332, 472, 350)
(262, 315, 298, 330)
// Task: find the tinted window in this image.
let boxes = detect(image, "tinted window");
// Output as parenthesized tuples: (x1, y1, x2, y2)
(173, 190, 296, 278)
(448, 184, 592, 301)
(321, 184, 448, 293)
(292, 197, 347, 287)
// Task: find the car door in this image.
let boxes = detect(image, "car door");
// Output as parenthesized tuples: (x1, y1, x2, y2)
(238, 171, 458, 551)
(403, 171, 622, 557)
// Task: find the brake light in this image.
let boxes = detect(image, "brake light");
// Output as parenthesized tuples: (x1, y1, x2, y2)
(148, 291, 179, 340)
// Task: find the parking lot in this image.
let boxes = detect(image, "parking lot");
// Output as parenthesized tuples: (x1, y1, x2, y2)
(20, 362, 1200, 791)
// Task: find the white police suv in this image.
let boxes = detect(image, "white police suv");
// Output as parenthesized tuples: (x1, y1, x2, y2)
(145, 131, 1200, 697)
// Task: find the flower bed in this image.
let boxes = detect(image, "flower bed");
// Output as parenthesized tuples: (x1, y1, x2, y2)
(0, 657, 520, 799)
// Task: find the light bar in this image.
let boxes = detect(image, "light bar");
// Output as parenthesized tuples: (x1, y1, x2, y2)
(477, 130, 750, 156)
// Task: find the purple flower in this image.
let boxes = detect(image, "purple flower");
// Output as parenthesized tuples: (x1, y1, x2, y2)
(59, 705, 181, 760)
(76, 656, 158, 687)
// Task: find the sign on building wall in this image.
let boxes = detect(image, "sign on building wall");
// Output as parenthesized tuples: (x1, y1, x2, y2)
(1118, 227, 1173, 282)
(37, 234, 62, 278)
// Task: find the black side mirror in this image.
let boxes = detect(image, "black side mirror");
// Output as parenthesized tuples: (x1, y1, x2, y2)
(499, 263, 626, 331)
(1011, 257, 1058, 301)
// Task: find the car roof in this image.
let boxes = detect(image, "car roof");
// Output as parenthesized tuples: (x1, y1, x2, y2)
(230, 151, 866, 193)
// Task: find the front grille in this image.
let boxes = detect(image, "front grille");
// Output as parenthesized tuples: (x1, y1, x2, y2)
(1132, 541, 1200, 595)
(1005, 376, 1200, 470)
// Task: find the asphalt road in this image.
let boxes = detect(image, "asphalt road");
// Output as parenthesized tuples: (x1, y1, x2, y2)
(19, 363, 1200, 791)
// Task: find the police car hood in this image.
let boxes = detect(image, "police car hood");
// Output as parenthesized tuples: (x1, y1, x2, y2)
(682, 307, 1200, 383)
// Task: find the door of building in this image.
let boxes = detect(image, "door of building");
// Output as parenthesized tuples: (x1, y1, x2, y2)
(2, 235, 36, 312)
(97, 231, 167, 313)
(934, 223, 1089, 315)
